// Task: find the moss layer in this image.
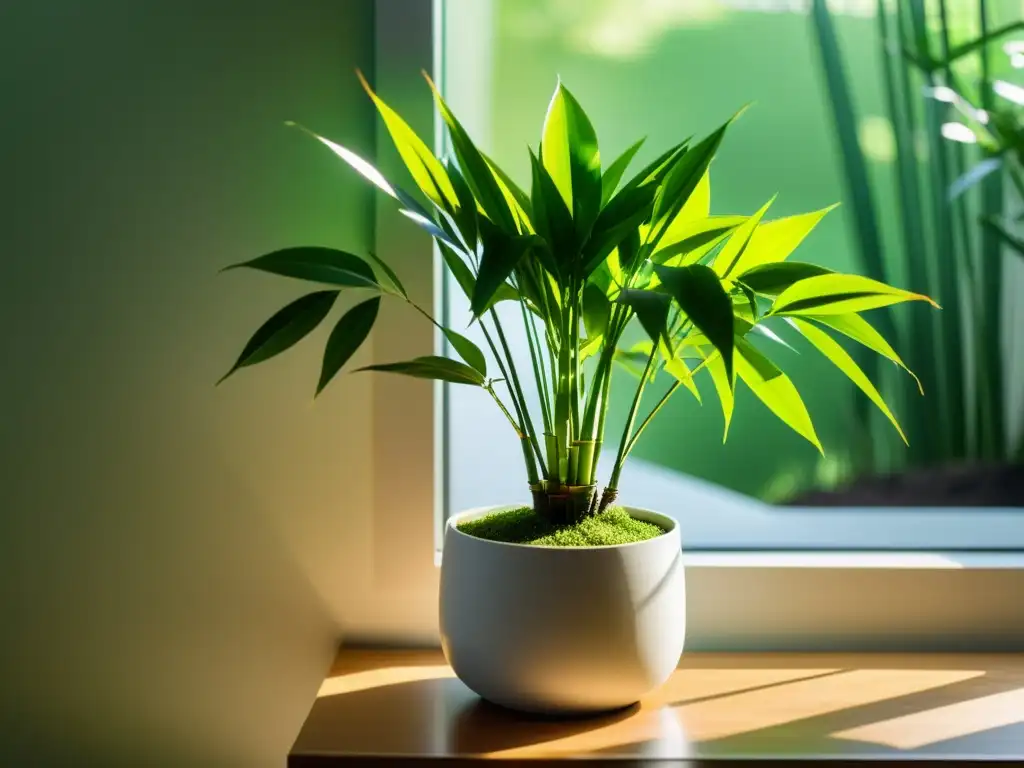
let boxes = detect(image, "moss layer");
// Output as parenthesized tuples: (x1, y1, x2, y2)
(456, 505, 665, 547)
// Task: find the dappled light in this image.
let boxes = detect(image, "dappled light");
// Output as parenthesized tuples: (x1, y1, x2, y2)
(317, 664, 454, 698)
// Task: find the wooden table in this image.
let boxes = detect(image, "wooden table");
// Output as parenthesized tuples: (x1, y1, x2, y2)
(290, 649, 1024, 765)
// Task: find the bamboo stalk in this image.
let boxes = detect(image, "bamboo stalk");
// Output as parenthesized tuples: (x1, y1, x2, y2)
(977, 0, 1007, 459)
(909, 0, 966, 459)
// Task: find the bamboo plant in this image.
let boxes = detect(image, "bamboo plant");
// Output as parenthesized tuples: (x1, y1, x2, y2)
(810, 0, 1024, 466)
(219, 73, 937, 523)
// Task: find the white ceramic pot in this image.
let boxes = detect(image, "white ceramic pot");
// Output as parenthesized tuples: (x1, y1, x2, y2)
(439, 505, 685, 714)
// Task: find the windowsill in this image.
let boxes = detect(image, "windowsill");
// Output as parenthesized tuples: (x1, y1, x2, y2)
(680, 551, 1024, 569)
(291, 648, 1024, 765)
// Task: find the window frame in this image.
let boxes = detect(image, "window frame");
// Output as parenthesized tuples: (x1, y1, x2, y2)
(354, 0, 1024, 651)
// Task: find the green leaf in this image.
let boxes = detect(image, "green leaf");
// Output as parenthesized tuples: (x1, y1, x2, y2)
(734, 336, 821, 453)
(653, 263, 735, 383)
(317, 297, 380, 395)
(365, 251, 407, 297)
(704, 350, 734, 441)
(472, 219, 532, 316)
(713, 196, 775, 278)
(729, 204, 838, 275)
(445, 161, 478, 248)
(651, 215, 747, 267)
(443, 328, 487, 376)
(438, 241, 519, 310)
(645, 112, 740, 251)
(357, 71, 459, 211)
(581, 182, 658, 276)
(481, 150, 534, 232)
(769, 273, 940, 316)
(789, 318, 906, 445)
(541, 81, 602, 237)
(223, 247, 379, 289)
(582, 282, 612, 339)
(530, 149, 576, 275)
(803, 312, 922, 394)
(601, 138, 645, 206)
(219, 290, 339, 384)
(579, 335, 603, 362)
(664, 357, 702, 403)
(423, 74, 518, 234)
(357, 355, 485, 386)
(656, 169, 712, 246)
(616, 289, 672, 354)
(737, 261, 834, 296)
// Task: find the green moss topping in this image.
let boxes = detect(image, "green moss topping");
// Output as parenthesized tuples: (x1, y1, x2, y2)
(456, 505, 666, 547)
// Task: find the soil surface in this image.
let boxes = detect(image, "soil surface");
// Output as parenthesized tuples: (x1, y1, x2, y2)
(787, 462, 1024, 507)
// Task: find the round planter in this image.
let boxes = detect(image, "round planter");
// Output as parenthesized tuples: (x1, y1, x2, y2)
(439, 505, 685, 715)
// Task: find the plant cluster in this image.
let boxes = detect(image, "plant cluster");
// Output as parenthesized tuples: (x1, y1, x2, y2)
(221, 71, 936, 522)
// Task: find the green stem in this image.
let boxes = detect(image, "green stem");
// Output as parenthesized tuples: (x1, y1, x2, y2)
(519, 292, 552, 432)
(489, 308, 548, 477)
(608, 345, 658, 490)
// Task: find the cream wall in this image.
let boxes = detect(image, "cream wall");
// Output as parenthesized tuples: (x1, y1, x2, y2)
(0, 1, 377, 764)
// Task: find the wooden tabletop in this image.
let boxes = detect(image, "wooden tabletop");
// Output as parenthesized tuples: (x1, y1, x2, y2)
(290, 649, 1024, 765)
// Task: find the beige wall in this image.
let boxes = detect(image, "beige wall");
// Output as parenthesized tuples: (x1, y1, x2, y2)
(0, 2, 376, 764)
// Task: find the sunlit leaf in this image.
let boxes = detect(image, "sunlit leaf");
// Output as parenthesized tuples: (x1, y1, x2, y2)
(652, 216, 747, 266)
(735, 336, 822, 453)
(582, 182, 658, 276)
(423, 73, 518, 234)
(729, 205, 838, 275)
(223, 247, 379, 289)
(219, 290, 339, 384)
(657, 169, 711, 245)
(664, 356, 702, 403)
(601, 138, 645, 206)
(653, 263, 734, 382)
(789, 318, 906, 444)
(713, 196, 775, 278)
(357, 354, 485, 386)
(541, 81, 602, 237)
(803, 312, 922, 394)
(530, 149, 576, 276)
(704, 350, 734, 441)
(357, 71, 459, 210)
(317, 297, 380, 395)
(737, 261, 834, 296)
(439, 241, 518, 310)
(770, 273, 939, 316)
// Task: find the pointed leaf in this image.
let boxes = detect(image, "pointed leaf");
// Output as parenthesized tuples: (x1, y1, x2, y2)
(790, 318, 906, 444)
(653, 263, 735, 382)
(357, 355, 485, 386)
(219, 290, 339, 383)
(582, 282, 611, 340)
(423, 74, 518, 234)
(657, 169, 712, 248)
(438, 241, 519, 310)
(737, 261, 834, 296)
(770, 273, 939, 316)
(365, 251, 407, 297)
(317, 297, 380, 395)
(704, 350, 734, 441)
(652, 215, 747, 266)
(443, 329, 487, 376)
(601, 138, 645, 206)
(472, 219, 532, 316)
(224, 247, 379, 289)
(357, 71, 458, 210)
(582, 182, 658, 276)
(530, 149, 576, 275)
(664, 357, 702, 403)
(804, 312, 922, 394)
(645, 111, 741, 251)
(579, 335, 603, 362)
(541, 82, 602, 237)
(616, 289, 672, 352)
(950, 158, 1002, 201)
(735, 336, 821, 453)
(729, 205, 838, 275)
(713, 196, 775, 278)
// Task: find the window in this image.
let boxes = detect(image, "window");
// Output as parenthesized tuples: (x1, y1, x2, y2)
(438, 0, 1024, 551)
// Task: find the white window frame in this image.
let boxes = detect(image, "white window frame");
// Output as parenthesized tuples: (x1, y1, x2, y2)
(354, 0, 1024, 651)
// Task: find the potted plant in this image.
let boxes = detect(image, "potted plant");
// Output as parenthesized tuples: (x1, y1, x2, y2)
(219, 72, 935, 713)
